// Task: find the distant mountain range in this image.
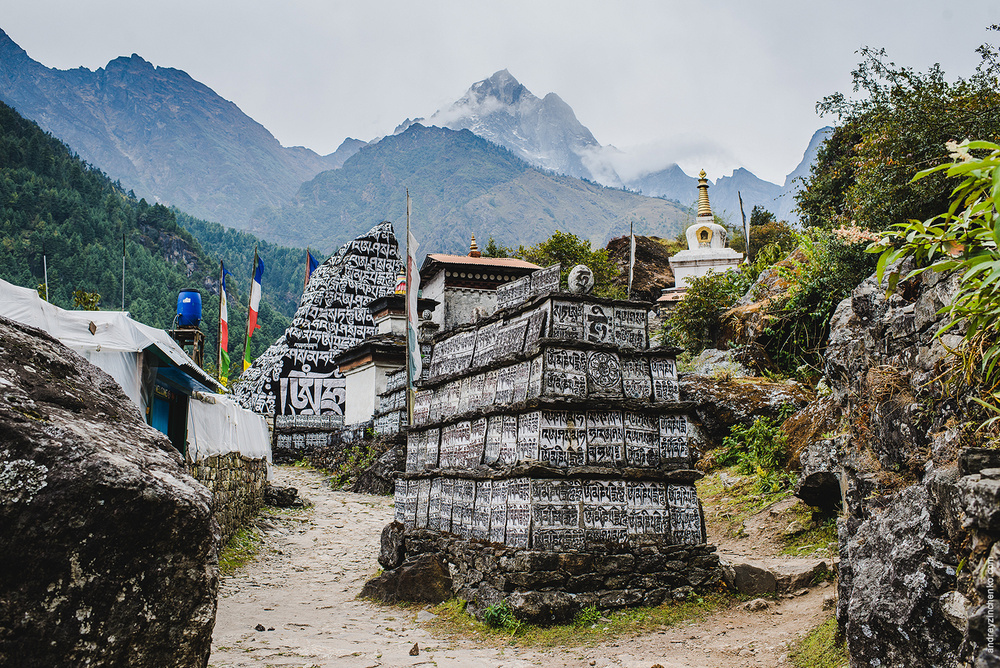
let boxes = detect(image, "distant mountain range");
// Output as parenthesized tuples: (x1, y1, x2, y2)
(249, 124, 690, 254)
(0, 28, 828, 256)
(0, 28, 342, 228)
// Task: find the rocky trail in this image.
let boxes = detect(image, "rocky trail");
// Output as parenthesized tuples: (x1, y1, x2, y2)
(209, 466, 835, 668)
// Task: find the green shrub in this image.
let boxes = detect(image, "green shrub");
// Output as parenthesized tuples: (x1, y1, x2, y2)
(482, 601, 524, 634)
(717, 415, 793, 494)
(573, 605, 602, 628)
(660, 266, 755, 352)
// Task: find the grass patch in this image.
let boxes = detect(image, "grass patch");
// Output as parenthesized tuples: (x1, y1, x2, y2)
(218, 525, 263, 576)
(781, 516, 838, 557)
(427, 592, 731, 648)
(697, 467, 793, 538)
(789, 615, 848, 668)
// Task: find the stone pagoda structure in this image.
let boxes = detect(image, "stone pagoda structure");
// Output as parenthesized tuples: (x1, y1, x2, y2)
(377, 264, 718, 619)
(663, 170, 743, 299)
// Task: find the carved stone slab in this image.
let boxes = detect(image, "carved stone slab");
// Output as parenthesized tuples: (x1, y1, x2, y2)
(456, 375, 472, 415)
(517, 411, 541, 464)
(403, 478, 417, 527)
(581, 480, 627, 544)
(549, 300, 585, 340)
(495, 365, 517, 405)
(489, 479, 508, 543)
(484, 415, 503, 466)
(533, 528, 586, 551)
(506, 478, 532, 549)
(470, 417, 488, 466)
(430, 329, 476, 379)
(440, 477, 454, 533)
(658, 415, 690, 467)
(542, 347, 587, 398)
(530, 264, 561, 297)
(428, 477, 443, 531)
(472, 480, 491, 540)
(394, 479, 408, 524)
(649, 355, 680, 402)
(405, 432, 419, 473)
(583, 302, 614, 344)
(472, 320, 503, 368)
(587, 410, 625, 465)
(526, 355, 544, 400)
(412, 389, 432, 426)
(438, 423, 454, 469)
(624, 411, 660, 468)
(621, 355, 652, 401)
(613, 306, 648, 349)
(668, 484, 702, 545)
(538, 410, 587, 467)
(523, 305, 549, 352)
(512, 360, 531, 403)
(587, 350, 623, 397)
(415, 477, 431, 529)
(499, 414, 519, 466)
(455, 479, 476, 538)
(495, 274, 531, 312)
(425, 427, 442, 470)
(482, 368, 500, 408)
(494, 317, 528, 363)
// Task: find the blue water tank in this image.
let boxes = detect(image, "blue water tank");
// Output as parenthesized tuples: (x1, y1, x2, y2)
(177, 289, 202, 327)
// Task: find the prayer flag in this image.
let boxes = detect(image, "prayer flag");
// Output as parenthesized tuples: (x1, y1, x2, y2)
(243, 250, 264, 372)
(218, 261, 232, 386)
(305, 249, 320, 288)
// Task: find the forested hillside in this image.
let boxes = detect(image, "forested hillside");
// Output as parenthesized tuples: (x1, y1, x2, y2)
(0, 100, 292, 376)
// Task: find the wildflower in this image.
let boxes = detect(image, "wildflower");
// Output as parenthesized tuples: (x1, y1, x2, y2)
(946, 139, 973, 162)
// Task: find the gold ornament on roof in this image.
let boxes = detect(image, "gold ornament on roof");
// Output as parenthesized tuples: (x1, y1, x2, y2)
(697, 169, 713, 218)
(469, 234, 482, 258)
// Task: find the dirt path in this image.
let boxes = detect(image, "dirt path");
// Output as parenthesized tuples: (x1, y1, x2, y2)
(209, 466, 831, 668)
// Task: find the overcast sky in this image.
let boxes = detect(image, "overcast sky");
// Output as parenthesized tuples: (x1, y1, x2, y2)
(3, 1, 996, 184)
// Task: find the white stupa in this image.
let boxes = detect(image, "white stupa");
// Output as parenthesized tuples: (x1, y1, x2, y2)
(667, 170, 743, 289)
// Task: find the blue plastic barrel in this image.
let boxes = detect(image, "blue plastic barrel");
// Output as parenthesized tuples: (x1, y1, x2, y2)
(177, 289, 202, 327)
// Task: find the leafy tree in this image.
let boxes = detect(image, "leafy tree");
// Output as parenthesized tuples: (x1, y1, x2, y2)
(749, 205, 777, 227)
(798, 41, 1000, 231)
(482, 236, 514, 258)
(72, 290, 100, 311)
(515, 230, 623, 298)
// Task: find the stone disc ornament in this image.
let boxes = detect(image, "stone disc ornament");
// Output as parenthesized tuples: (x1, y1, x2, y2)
(568, 264, 595, 294)
(587, 350, 622, 396)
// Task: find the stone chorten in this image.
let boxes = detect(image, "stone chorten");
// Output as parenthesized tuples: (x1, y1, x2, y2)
(376, 264, 718, 620)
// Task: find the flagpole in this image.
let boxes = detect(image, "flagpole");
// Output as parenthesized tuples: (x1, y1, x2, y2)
(244, 246, 258, 372)
(218, 260, 224, 381)
(122, 232, 126, 310)
(738, 191, 749, 263)
(405, 189, 413, 425)
(43, 255, 48, 302)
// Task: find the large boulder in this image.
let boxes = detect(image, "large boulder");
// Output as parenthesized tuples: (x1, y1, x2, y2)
(0, 316, 218, 667)
(360, 553, 453, 604)
(679, 373, 813, 448)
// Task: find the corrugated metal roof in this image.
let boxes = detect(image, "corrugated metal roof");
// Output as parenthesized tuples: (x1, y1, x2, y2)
(423, 254, 540, 270)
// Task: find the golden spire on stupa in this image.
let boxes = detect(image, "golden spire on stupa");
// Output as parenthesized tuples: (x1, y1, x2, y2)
(697, 169, 713, 218)
(468, 234, 482, 258)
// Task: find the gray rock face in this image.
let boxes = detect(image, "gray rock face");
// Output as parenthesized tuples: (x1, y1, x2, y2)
(0, 316, 218, 668)
(821, 264, 1000, 666)
(839, 484, 963, 667)
(795, 435, 845, 511)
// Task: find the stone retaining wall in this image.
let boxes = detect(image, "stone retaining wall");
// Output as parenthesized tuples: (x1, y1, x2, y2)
(401, 527, 720, 618)
(188, 452, 267, 544)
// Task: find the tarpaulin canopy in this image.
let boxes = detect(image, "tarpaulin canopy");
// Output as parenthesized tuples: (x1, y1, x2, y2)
(0, 278, 270, 470)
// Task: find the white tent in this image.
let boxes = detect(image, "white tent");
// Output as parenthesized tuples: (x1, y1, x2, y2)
(0, 278, 270, 467)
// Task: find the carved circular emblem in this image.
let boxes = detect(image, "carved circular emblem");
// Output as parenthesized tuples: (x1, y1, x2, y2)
(568, 264, 595, 294)
(588, 351, 621, 390)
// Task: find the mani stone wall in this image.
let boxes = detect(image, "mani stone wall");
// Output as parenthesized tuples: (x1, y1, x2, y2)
(235, 221, 402, 420)
(188, 452, 267, 545)
(390, 285, 717, 610)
